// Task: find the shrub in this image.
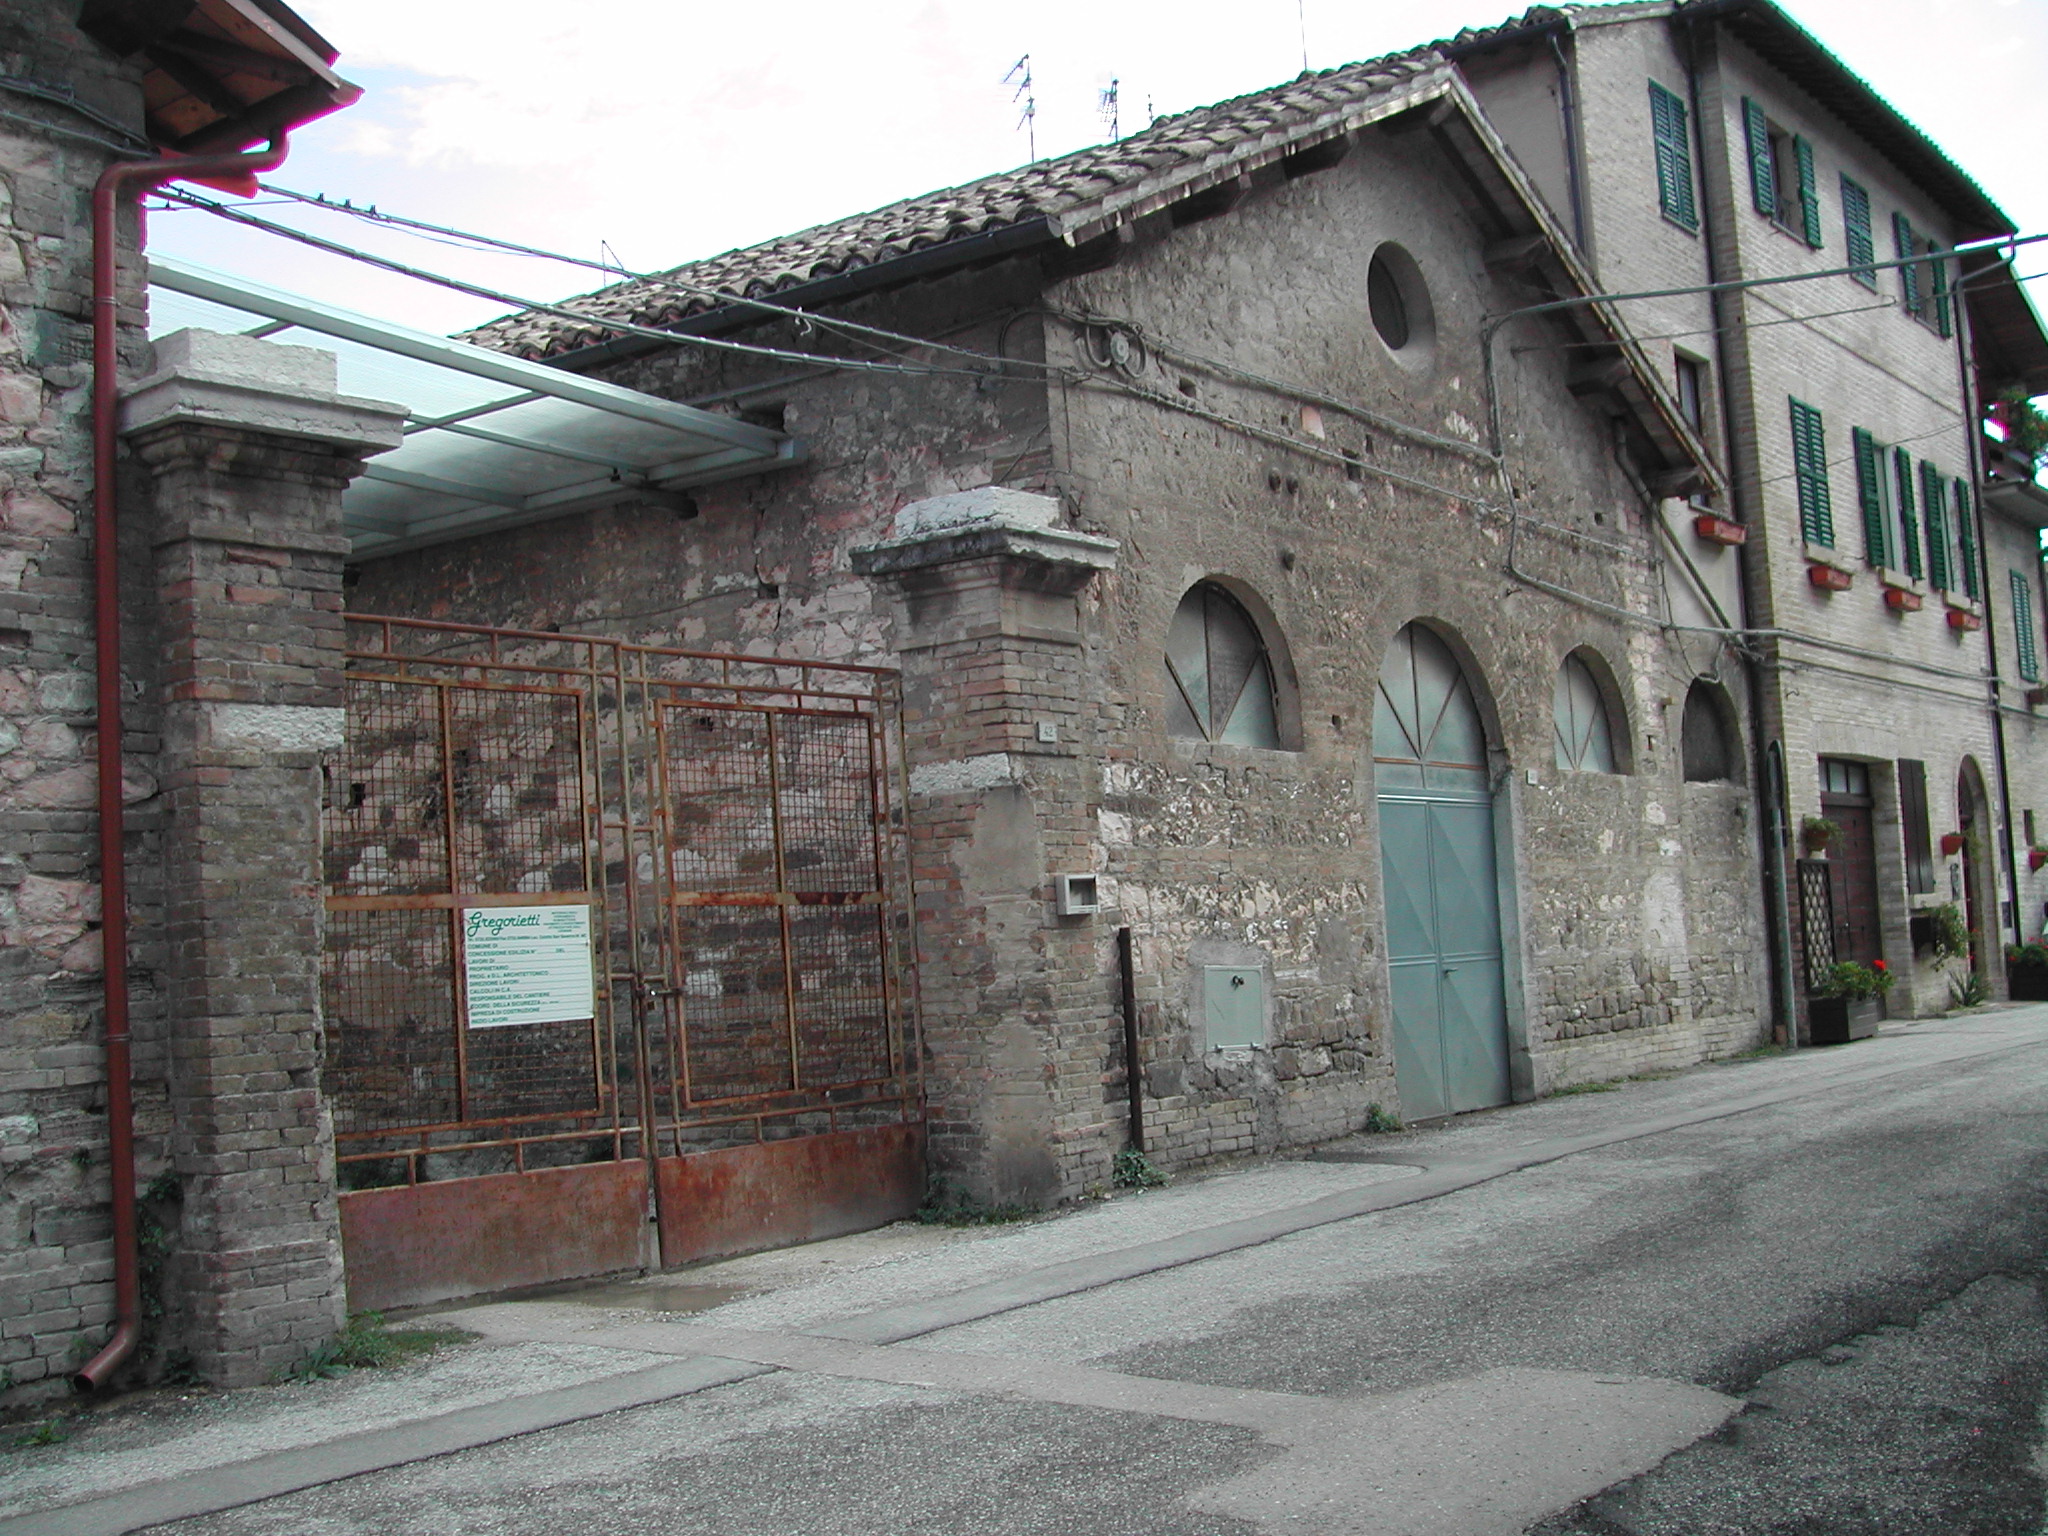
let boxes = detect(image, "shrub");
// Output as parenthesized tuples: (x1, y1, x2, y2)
(1814, 960, 1893, 1000)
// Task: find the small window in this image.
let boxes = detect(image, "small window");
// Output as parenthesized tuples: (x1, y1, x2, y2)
(1365, 243, 1435, 366)
(1789, 397, 1833, 547)
(1892, 213, 1953, 337)
(1675, 354, 1705, 431)
(1841, 175, 1877, 287)
(1648, 81, 1698, 232)
(1165, 583, 1282, 748)
(2011, 570, 2040, 684)
(1553, 654, 1619, 773)
(1681, 680, 1737, 783)
(1743, 99, 1821, 248)
(1819, 758, 1869, 797)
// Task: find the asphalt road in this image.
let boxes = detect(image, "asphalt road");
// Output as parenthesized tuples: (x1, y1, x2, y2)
(13, 1008, 2048, 1536)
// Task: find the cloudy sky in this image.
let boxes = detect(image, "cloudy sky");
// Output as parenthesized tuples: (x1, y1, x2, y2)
(145, 0, 2048, 337)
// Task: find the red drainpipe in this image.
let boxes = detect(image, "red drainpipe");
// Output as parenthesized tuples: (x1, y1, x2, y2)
(75, 136, 290, 1393)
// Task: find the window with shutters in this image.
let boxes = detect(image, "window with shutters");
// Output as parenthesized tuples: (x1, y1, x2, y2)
(2012, 570, 2040, 684)
(1789, 398, 1833, 547)
(1953, 478, 1980, 598)
(1165, 582, 1286, 748)
(1841, 176, 1877, 287)
(1920, 461, 1951, 591)
(1892, 448, 1923, 580)
(1743, 99, 1821, 248)
(1852, 427, 1897, 569)
(1892, 213, 1952, 336)
(1553, 652, 1622, 774)
(1648, 81, 1698, 232)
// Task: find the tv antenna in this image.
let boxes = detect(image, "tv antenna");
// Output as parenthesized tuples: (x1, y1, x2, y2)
(1297, 0, 1309, 74)
(1005, 54, 1036, 161)
(1098, 77, 1120, 141)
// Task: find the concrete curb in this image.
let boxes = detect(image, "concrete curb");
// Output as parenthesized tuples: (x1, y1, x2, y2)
(9, 1023, 2038, 1535)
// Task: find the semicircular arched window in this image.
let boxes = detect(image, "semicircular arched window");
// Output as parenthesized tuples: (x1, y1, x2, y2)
(1553, 654, 1619, 773)
(1165, 583, 1281, 748)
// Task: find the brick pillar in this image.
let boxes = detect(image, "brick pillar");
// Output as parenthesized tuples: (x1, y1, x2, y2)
(119, 330, 402, 1384)
(854, 489, 1118, 1206)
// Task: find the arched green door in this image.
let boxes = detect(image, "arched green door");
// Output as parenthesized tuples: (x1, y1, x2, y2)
(1373, 625, 1511, 1120)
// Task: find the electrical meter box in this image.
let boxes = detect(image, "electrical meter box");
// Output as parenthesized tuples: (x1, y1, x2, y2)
(1203, 966, 1263, 1049)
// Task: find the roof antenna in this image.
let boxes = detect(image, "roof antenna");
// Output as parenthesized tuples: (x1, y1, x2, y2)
(599, 240, 626, 277)
(1005, 54, 1036, 161)
(1098, 77, 1120, 141)
(1297, 0, 1310, 75)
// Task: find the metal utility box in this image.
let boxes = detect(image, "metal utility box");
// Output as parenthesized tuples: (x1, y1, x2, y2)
(1204, 966, 1264, 1049)
(1054, 873, 1100, 917)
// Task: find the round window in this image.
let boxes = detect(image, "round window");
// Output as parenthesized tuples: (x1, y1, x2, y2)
(1368, 253, 1409, 350)
(1365, 242, 1435, 369)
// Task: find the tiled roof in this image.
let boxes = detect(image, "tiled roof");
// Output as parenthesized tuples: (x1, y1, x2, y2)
(463, 45, 1467, 360)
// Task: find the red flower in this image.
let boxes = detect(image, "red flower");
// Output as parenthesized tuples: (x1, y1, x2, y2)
(1873, 959, 1888, 972)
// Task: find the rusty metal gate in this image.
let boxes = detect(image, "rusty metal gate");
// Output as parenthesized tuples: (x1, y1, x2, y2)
(321, 616, 923, 1310)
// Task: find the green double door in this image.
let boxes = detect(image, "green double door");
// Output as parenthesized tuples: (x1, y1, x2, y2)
(1374, 626, 1511, 1121)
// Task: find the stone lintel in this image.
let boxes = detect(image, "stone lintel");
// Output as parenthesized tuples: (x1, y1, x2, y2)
(120, 328, 407, 456)
(851, 486, 1119, 590)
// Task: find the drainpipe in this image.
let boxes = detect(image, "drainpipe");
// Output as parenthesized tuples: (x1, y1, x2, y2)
(76, 136, 289, 1394)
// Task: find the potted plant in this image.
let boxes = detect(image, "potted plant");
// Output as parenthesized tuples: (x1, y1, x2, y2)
(2007, 939, 2048, 1002)
(2030, 845, 2048, 873)
(1808, 959, 1892, 1044)
(1799, 815, 1840, 857)
(1940, 831, 1967, 856)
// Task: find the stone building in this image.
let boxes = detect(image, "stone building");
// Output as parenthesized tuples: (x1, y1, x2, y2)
(4, 0, 2046, 1395)
(0, 0, 370, 1396)
(1448, 1, 2048, 1024)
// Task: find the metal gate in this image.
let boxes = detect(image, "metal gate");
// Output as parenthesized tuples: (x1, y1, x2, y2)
(321, 616, 923, 1310)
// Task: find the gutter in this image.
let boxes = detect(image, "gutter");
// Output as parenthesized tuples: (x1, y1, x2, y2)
(76, 134, 291, 1393)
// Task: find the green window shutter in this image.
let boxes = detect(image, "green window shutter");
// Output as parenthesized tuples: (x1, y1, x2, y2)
(1649, 82, 1698, 230)
(1744, 98, 1775, 218)
(1790, 398, 1833, 546)
(1841, 176, 1875, 285)
(2012, 570, 2039, 683)
(1793, 136, 1822, 248)
(1954, 478, 1979, 598)
(1894, 212, 1923, 315)
(1853, 426, 1891, 566)
(1921, 462, 1950, 590)
(1930, 249, 1953, 337)
(1893, 447, 1922, 579)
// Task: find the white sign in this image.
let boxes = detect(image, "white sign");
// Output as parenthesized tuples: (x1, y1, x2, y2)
(461, 904, 594, 1029)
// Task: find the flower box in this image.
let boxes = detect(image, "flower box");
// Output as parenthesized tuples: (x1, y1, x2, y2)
(1941, 832, 1967, 855)
(1948, 609, 1983, 632)
(2010, 965, 2048, 1003)
(2031, 848, 2048, 873)
(1883, 587, 1922, 612)
(2027, 687, 2048, 708)
(1808, 995, 1882, 1045)
(1693, 514, 1747, 546)
(1808, 563, 1853, 592)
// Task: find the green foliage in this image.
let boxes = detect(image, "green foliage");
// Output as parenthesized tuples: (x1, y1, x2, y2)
(1926, 903, 1970, 963)
(1950, 969, 1990, 1009)
(1996, 388, 2048, 467)
(1550, 1080, 1619, 1096)
(1813, 960, 1894, 1000)
(911, 1179, 1037, 1227)
(1110, 1148, 1167, 1189)
(11, 1417, 71, 1450)
(1799, 815, 1840, 852)
(2007, 939, 2048, 971)
(280, 1313, 472, 1384)
(1362, 1103, 1403, 1134)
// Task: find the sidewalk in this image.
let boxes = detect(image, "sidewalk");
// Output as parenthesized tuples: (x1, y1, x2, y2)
(2, 1008, 2041, 1536)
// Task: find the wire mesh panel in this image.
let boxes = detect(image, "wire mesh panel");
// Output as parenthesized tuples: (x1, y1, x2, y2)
(1797, 858, 1837, 991)
(324, 615, 918, 1191)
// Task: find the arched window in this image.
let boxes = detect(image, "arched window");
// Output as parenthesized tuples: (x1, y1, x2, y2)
(1680, 679, 1737, 783)
(1165, 583, 1281, 748)
(1553, 654, 1619, 773)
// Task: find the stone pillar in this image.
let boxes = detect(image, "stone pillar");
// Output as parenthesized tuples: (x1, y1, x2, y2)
(119, 330, 402, 1385)
(853, 489, 1119, 1206)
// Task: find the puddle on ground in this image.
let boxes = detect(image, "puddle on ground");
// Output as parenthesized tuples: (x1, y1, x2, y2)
(551, 1279, 753, 1314)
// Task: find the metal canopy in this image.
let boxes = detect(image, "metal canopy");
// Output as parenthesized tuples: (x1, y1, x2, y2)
(147, 257, 801, 559)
